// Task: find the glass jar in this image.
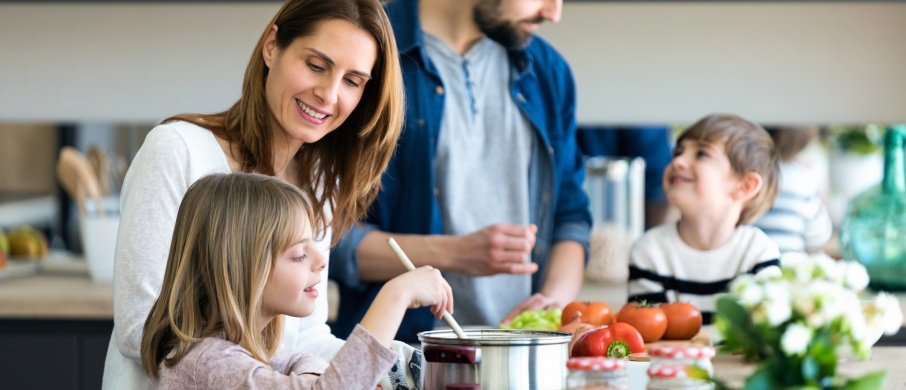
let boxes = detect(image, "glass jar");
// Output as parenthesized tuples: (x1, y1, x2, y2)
(566, 356, 629, 390)
(646, 364, 713, 390)
(647, 345, 714, 376)
(841, 125, 906, 291)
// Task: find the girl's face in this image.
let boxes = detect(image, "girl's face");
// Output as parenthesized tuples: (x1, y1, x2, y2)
(261, 216, 326, 322)
(262, 18, 378, 145)
(663, 139, 743, 215)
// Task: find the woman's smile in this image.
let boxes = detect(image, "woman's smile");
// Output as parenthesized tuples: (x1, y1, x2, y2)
(296, 98, 331, 125)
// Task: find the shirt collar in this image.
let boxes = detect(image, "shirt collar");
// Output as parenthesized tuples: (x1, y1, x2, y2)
(387, 0, 423, 56)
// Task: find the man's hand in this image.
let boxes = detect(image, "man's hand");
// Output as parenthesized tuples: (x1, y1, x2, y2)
(449, 223, 539, 276)
(500, 293, 557, 324)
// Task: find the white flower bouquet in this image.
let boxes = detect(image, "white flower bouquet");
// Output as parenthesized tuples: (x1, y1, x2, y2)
(714, 252, 903, 389)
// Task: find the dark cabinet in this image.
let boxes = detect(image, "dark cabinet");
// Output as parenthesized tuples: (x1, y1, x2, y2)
(0, 319, 113, 390)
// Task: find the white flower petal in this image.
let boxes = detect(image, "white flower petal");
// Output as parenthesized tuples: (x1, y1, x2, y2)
(844, 261, 869, 292)
(754, 266, 782, 282)
(781, 323, 812, 356)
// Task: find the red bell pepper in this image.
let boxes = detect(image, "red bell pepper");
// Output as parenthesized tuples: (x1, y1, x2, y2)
(570, 322, 645, 358)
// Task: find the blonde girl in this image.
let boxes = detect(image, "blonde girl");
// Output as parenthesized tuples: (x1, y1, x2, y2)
(102, 0, 408, 387)
(141, 173, 453, 389)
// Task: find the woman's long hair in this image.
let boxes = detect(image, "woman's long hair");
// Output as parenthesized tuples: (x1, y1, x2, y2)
(164, 0, 404, 243)
(140, 173, 315, 378)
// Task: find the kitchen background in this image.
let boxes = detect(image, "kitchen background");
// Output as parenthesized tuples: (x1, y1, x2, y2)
(0, 1, 904, 389)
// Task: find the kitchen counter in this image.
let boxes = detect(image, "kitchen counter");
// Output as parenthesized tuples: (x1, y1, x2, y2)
(0, 274, 112, 319)
(0, 263, 904, 390)
(0, 256, 113, 390)
(714, 347, 906, 389)
(0, 256, 112, 319)
(1, 263, 904, 328)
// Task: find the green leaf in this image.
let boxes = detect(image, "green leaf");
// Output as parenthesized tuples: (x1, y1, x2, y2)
(838, 370, 887, 390)
(742, 366, 781, 390)
(716, 297, 767, 360)
(801, 356, 819, 384)
(688, 365, 733, 390)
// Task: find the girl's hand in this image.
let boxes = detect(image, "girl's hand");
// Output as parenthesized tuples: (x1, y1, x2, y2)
(388, 266, 454, 320)
(360, 266, 455, 347)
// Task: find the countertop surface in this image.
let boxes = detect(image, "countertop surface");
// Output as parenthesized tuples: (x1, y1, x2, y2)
(714, 347, 906, 389)
(1, 256, 904, 329)
(0, 256, 112, 319)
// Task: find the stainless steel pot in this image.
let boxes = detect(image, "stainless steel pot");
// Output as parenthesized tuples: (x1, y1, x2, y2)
(418, 329, 572, 390)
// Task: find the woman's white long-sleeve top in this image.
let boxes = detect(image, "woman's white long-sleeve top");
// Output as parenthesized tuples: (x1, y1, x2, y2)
(101, 121, 345, 389)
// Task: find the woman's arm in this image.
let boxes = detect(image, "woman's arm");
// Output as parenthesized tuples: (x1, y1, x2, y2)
(112, 126, 193, 361)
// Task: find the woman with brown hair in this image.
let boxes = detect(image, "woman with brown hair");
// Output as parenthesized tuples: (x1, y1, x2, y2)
(101, 0, 404, 388)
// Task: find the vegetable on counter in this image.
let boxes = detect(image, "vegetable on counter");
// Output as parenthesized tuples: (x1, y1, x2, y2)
(562, 301, 613, 327)
(659, 302, 703, 340)
(570, 322, 645, 358)
(616, 301, 668, 343)
(500, 307, 563, 331)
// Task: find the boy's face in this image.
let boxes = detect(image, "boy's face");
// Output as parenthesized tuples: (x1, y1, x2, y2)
(261, 217, 326, 323)
(663, 139, 744, 215)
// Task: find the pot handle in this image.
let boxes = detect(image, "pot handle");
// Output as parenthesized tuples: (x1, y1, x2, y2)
(423, 345, 481, 364)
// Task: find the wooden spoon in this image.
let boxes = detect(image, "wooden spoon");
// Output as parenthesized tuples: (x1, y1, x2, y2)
(87, 145, 111, 196)
(57, 147, 106, 217)
(57, 152, 87, 216)
(387, 237, 466, 338)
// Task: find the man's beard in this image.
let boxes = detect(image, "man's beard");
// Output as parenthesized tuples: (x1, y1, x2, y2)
(473, 0, 543, 51)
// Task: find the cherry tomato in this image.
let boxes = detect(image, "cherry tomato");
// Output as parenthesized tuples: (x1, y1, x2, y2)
(562, 301, 614, 327)
(660, 302, 703, 340)
(570, 322, 645, 358)
(616, 302, 667, 343)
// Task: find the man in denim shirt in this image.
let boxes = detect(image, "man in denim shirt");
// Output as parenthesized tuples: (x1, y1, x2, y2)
(330, 0, 591, 342)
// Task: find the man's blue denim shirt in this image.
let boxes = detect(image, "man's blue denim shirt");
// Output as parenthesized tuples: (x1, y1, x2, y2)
(329, 0, 592, 342)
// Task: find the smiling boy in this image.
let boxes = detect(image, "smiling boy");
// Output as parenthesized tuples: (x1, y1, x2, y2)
(627, 114, 782, 324)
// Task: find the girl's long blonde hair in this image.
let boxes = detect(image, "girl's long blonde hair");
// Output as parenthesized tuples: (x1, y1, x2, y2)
(141, 173, 315, 378)
(164, 0, 404, 244)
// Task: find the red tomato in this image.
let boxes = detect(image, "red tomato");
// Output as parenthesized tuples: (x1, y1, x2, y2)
(616, 302, 667, 343)
(570, 322, 645, 358)
(562, 301, 614, 327)
(660, 302, 703, 340)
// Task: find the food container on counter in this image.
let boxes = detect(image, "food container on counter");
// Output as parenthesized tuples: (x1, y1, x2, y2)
(646, 364, 712, 390)
(566, 356, 629, 389)
(647, 345, 714, 377)
(645, 345, 715, 390)
(418, 329, 572, 390)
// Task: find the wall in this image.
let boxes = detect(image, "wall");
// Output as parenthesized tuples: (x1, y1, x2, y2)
(537, 2, 906, 125)
(1, 2, 904, 124)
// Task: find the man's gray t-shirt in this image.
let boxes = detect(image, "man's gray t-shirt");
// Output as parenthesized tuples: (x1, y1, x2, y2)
(424, 33, 535, 326)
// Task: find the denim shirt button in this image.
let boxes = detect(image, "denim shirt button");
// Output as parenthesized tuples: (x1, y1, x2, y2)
(534, 245, 542, 256)
(542, 192, 551, 204)
(434, 188, 440, 197)
(417, 119, 425, 126)
(516, 93, 527, 104)
(548, 147, 555, 155)
(435, 86, 444, 95)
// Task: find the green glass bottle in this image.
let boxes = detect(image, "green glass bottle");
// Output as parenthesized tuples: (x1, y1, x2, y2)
(840, 125, 906, 291)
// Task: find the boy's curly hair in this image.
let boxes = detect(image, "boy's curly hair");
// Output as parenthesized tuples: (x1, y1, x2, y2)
(678, 114, 781, 225)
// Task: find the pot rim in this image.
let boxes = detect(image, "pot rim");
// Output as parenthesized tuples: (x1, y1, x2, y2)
(418, 329, 572, 346)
